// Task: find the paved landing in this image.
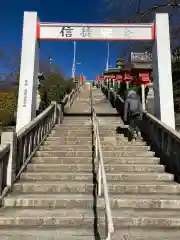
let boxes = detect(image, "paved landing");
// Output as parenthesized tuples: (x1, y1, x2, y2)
(92, 88, 118, 115)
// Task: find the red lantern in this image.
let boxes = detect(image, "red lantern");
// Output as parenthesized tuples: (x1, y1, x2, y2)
(124, 72, 133, 83)
(116, 74, 123, 82)
(139, 72, 151, 86)
(96, 75, 100, 81)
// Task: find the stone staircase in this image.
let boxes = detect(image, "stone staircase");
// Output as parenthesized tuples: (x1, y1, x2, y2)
(1, 85, 180, 239)
(0, 116, 98, 239)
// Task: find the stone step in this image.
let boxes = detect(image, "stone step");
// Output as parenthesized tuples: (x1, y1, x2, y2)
(4, 193, 180, 210)
(54, 125, 92, 129)
(35, 150, 154, 157)
(63, 118, 91, 120)
(39, 145, 93, 151)
(67, 109, 91, 113)
(26, 163, 93, 172)
(100, 140, 146, 146)
(4, 194, 94, 208)
(53, 127, 92, 131)
(52, 128, 92, 132)
(98, 133, 120, 136)
(98, 121, 120, 124)
(44, 138, 145, 146)
(44, 139, 92, 144)
(31, 156, 160, 165)
(98, 125, 120, 129)
(49, 133, 91, 137)
(101, 146, 150, 151)
(63, 117, 91, 120)
(31, 157, 93, 164)
(61, 122, 92, 125)
(47, 136, 92, 140)
(106, 181, 180, 194)
(108, 194, 180, 209)
(39, 145, 150, 151)
(109, 208, 180, 228)
(64, 116, 91, 119)
(105, 172, 173, 181)
(111, 228, 180, 240)
(13, 181, 179, 194)
(35, 151, 92, 157)
(102, 151, 155, 157)
(0, 208, 95, 227)
(21, 172, 93, 181)
(26, 163, 165, 172)
(1, 208, 180, 229)
(21, 171, 172, 182)
(13, 181, 94, 194)
(0, 228, 95, 240)
(46, 136, 92, 143)
(50, 130, 92, 135)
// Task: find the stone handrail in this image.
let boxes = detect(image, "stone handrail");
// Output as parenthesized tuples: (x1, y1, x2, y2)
(62, 85, 80, 110)
(102, 85, 180, 182)
(0, 86, 79, 202)
(0, 144, 10, 197)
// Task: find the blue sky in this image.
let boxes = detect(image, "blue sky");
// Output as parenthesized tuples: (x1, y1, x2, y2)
(0, 0, 128, 80)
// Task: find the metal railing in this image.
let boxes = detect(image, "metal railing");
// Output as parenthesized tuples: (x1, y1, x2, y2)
(91, 87, 114, 240)
(0, 86, 79, 201)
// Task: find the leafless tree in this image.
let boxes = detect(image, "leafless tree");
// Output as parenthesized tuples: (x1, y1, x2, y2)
(0, 46, 65, 83)
(103, 0, 180, 54)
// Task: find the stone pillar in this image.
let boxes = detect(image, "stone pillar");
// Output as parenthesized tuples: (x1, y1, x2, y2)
(152, 13, 175, 129)
(1, 131, 17, 187)
(16, 12, 40, 132)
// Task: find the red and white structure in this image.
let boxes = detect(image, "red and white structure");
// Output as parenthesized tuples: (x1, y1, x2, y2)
(16, 11, 175, 132)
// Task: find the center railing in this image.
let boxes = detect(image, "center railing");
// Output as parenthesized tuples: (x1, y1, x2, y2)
(91, 86, 114, 240)
(0, 85, 80, 203)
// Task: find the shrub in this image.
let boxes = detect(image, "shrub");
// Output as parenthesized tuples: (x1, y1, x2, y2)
(0, 87, 18, 126)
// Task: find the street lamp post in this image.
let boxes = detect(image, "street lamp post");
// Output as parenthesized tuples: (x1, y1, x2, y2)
(72, 41, 76, 79)
(106, 42, 110, 71)
(49, 56, 52, 73)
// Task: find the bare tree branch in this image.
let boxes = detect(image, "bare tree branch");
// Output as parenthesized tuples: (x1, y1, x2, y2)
(104, 0, 180, 54)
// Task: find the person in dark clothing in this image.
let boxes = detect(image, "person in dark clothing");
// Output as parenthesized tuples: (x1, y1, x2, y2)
(124, 90, 143, 141)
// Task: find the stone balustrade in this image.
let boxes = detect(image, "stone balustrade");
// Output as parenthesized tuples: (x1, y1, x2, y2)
(0, 85, 79, 202)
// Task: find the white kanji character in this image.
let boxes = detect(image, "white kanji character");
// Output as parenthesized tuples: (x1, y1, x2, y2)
(100, 28, 113, 38)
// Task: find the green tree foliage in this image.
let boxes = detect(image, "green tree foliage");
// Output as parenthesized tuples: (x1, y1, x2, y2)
(0, 87, 18, 126)
(39, 73, 75, 108)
